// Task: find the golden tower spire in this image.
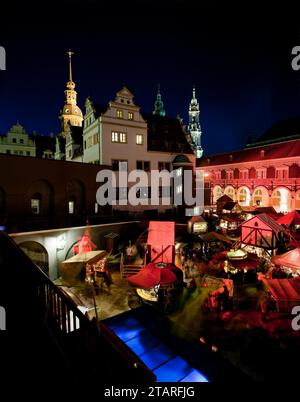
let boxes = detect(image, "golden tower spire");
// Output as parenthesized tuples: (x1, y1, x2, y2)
(59, 49, 83, 137)
(67, 49, 74, 82)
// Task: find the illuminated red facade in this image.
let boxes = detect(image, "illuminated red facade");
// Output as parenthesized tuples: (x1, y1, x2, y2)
(198, 138, 300, 212)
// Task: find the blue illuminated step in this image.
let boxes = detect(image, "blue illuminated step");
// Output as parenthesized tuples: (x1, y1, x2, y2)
(106, 316, 141, 331)
(126, 332, 161, 357)
(139, 343, 175, 370)
(154, 356, 193, 382)
(113, 321, 145, 342)
(180, 368, 209, 382)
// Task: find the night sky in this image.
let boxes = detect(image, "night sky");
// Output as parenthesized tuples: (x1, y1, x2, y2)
(1, 0, 300, 155)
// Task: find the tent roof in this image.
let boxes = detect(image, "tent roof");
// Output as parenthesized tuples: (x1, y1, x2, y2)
(147, 221, 175, 246)
(262, 277, 300, 301)
(199, 231, 234, 244)
(277, 210, 300, 226)
(271, 248, 300, 271)
(127, 262, 178, 288)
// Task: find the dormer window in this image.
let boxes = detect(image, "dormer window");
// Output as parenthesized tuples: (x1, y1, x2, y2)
(229, 154, 233, 161)
(260, 150, 265, 158)
(128, 112, 134, 120)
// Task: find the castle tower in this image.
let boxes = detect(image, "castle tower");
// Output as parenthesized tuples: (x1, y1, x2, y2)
(188, 85, 203, 158)
(59, 50, 83, 137)
(153, 84, 166, 117)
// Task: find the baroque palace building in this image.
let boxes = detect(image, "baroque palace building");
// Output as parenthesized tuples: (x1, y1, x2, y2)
(198, 117, 300, 213)
(54, 51, 204, 215)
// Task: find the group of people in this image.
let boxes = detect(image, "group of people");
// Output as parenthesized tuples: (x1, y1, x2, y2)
(85, 257, 112, 293)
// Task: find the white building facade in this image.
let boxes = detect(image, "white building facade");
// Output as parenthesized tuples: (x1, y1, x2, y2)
(0, 123, 36, 157)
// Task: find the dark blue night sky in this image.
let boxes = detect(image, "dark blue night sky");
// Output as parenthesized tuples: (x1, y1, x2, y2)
(1, 0, 300, 155)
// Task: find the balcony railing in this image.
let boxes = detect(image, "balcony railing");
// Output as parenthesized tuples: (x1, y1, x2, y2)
(0, 230, 156, 383)
(206, 177, 300, 190)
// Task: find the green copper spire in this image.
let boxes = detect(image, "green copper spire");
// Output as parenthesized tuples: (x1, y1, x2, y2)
(153, 83, 166, 117)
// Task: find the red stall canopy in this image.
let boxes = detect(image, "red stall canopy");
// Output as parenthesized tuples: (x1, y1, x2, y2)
(262, 277, 300, 302)
(148, 221, 175, 263)
(277, 210, 300, 226)
(127, 262, 178, 288)
(272, 248, 300, 271)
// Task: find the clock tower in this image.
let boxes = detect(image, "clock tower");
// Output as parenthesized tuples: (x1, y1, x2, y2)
(59, 50, 83, 138)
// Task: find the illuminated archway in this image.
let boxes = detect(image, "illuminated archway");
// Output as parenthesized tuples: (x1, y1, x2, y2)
(252, 186, 269, 207)
(237, 186, 250, 206)
(19, 241, 49, 276)
(212, 185, 223, 204)
(224, 186, 235, 201)
(271, 187, 291, 212)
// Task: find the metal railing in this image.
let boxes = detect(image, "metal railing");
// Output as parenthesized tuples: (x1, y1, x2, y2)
(0, 230, 156, 383)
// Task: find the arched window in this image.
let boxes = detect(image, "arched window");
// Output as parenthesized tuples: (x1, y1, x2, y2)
(253, 189, 263, 206)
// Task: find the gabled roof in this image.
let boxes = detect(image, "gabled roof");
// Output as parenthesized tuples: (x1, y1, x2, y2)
(222, 201, 238, 211)
(142, 113, 193, 154)
(216, 194, 233, 204)
(242, 213, 284, 234)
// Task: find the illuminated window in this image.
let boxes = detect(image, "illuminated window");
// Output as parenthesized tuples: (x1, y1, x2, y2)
(128, 112, 134, 120)
(112, 132, 119, 142)
(31, 198, 40, 215)
(117, 110, 123, 118)
(136, 134, 143, 145)
(256, 169, 266, 179)
(68, 201, 74, 214)
(112, 131, 127, 143)
(93, 134, 99, 145)
(119, 132, 127, 143)
(276, 168, 288, 179)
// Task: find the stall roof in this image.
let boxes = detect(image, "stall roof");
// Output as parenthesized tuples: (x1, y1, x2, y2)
(262, 277, 300, 301)
(272, 248, 300, 271)
(277, 210, 300, 226)
(62, 250, 106, 264)
(242, 213, 284, 234)
(199, 231, 234, 244)
(188, 216, 206, 224)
